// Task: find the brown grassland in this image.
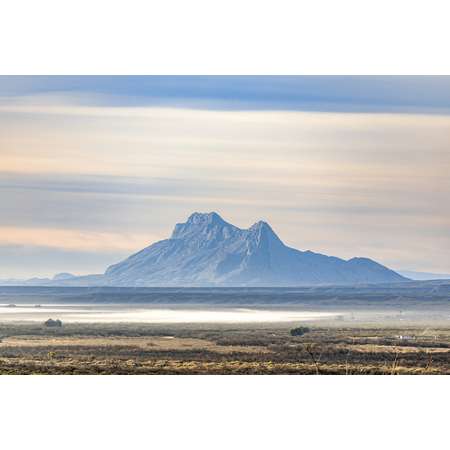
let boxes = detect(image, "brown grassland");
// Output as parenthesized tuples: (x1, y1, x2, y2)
(0, 322, 449, 374)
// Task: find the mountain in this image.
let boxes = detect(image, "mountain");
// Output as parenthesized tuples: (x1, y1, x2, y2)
(0, 277, 52, 286)
(397, 270, 450, 281)
(52, 272, 76, 281)
(103, 212, 407, 286)
(0, 273, 76, 286)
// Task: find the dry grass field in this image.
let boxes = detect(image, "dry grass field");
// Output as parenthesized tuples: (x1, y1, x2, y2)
(0, 322, 448, 374)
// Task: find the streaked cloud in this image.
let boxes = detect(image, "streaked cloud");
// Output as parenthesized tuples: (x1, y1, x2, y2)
(1, 87, 449, 276)
(2, 76, 450, 113)
(0, 226, 155, 253)
(0, 245, 129, 279)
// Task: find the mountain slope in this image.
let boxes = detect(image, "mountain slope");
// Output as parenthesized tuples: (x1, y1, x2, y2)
(104, 212, 407, 286)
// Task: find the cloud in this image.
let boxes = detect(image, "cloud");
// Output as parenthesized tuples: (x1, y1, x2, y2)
(0, 245, 129, 279)
(0, 226, 156, 253)
(2, 76, 450, 113)
(1, 94, 449, 276)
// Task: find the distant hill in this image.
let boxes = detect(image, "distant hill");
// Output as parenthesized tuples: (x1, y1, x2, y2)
(103, 212, 407, 286)
(52, 272, 76, 281)
(0, 273, 75, 286)
(398, 270, 450, 281)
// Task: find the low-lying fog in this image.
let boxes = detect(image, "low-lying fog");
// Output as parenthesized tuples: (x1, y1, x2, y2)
(1, 303, 449, 326)
(1, 284, 449, 326)
(0, 304, 339, 323)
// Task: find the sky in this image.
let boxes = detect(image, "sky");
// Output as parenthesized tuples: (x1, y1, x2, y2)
(1, 76, 449, 278)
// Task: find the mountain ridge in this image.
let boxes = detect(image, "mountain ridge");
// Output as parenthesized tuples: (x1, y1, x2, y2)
(102, 212, 407, 286)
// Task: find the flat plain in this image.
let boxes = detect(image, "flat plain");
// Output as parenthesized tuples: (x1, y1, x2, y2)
(0, 322, 449, 374)
(0, 284, 448, 375)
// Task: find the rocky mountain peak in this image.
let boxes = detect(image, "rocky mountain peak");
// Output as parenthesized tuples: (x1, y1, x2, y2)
(103, 212, 407, 286)
(249, 220, 283, 246)
(171, 212, 236, 240)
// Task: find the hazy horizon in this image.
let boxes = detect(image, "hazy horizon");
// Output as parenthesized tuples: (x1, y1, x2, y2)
(1, 76, 449, 278)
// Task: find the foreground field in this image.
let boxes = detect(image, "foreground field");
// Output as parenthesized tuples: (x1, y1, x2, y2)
(0, 322, 449, 374)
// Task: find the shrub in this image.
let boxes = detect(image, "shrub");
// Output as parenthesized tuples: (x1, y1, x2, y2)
(290, 326, 310, 337)
(44, 319, 63, 328)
